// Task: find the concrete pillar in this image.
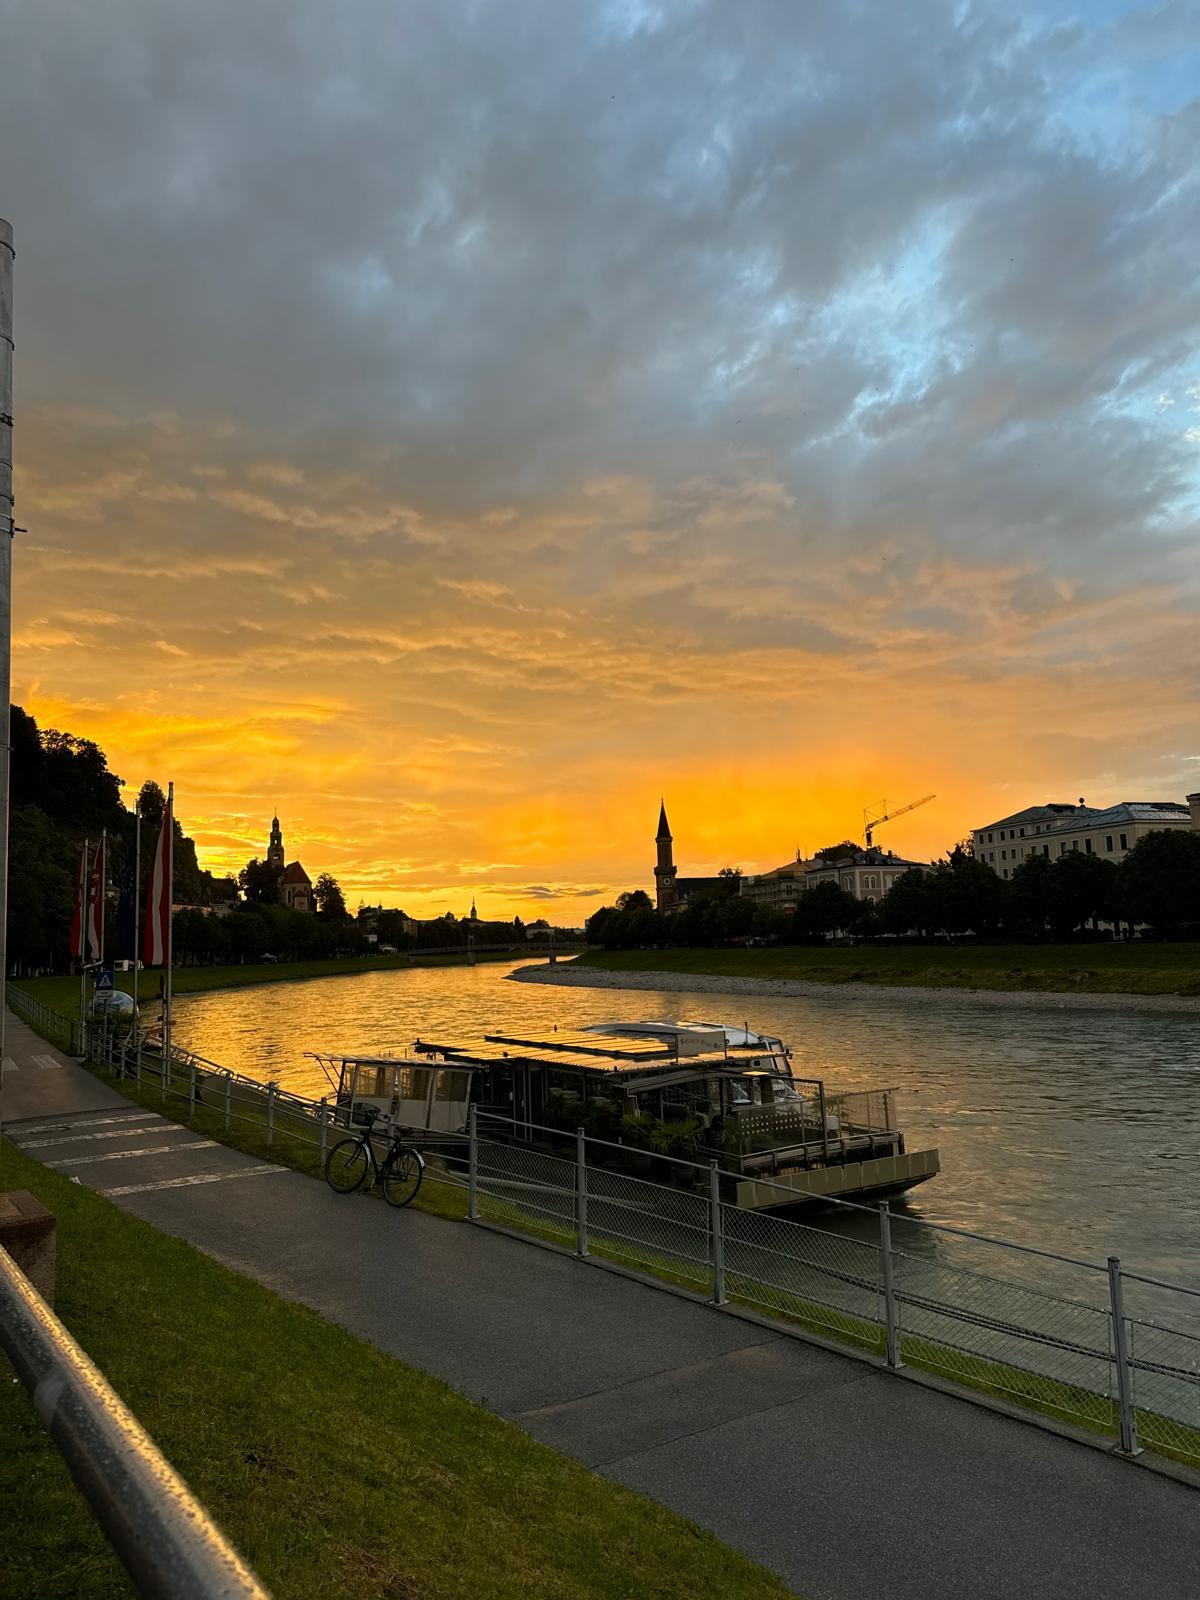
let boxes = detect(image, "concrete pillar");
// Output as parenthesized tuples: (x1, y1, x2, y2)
(0, 1191, 56, 1305)
(1187, 793, 1200, 834)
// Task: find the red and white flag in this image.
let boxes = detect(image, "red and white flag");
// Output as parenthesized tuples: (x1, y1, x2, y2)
(69, 841, 88, 960)
(143, 804, 172, 967)
(85, 833, 106, 964)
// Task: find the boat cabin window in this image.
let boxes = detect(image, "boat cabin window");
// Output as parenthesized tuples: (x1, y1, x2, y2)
(435, 1069, 471, 1103)
(726, 1075, 795, 1110)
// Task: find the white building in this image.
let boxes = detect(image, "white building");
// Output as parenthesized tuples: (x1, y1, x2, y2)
(971, 796, 1200, 880)
(740, 846, 929, 911)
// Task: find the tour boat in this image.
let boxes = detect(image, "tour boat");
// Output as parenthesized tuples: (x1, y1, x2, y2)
(307, 1019, 939, 1211)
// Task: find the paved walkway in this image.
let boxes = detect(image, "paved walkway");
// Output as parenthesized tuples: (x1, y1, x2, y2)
(3, 1011, 1198, 1600)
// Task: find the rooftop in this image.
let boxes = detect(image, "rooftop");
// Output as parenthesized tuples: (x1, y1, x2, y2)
(975, 801, 1191, 834)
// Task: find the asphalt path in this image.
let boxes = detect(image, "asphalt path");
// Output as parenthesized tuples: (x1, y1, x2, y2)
(4, 1010, 1198, 1600)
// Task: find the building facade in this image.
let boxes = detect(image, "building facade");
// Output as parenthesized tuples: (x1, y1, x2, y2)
(970, 797, 1200, 880)
(740, 846, 927, 912)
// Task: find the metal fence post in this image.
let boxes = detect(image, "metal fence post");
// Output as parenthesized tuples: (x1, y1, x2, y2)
(319, 1097, 328, 1166)
(135, 1036, 143, 1088)
(709, 1161, 726, 1305)
(575, 1127, 589, 1258)
(467, 1105, 479, 1219)
(266, 1083, 275, 1147)
(1108, 1256, 1140, 1455)
(224, 1073, 231, 1132)
(879, 1201, 904, 1369)
(188, 1062, 196, 1117)
(160, 1047, 167, 1102)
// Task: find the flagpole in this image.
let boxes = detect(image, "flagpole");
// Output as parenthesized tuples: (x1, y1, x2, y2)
(163, 781, 174, 1092)
(79, 835, 90, 1038)
(99, 827, 107, 968)
(132, 803, 141, 1072)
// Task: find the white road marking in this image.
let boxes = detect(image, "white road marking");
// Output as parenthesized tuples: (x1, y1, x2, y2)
(14, 1112, 160, 1138)
(48, 1140, 217, 1168)
(102, 1165, 288, 1197)
(33, 1054, 63, 1071)
(1, 1057, 17, 1074)
(20, 1123, 183, 1151)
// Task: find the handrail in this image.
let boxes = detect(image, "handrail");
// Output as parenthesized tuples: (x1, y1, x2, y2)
(0, 1246, 272, 1599)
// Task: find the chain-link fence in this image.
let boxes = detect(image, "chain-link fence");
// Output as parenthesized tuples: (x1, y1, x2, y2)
(11, 987, 1200, 1471)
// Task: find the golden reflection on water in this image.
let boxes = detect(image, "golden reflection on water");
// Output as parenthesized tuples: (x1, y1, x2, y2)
(174, 962, 1200, 1284)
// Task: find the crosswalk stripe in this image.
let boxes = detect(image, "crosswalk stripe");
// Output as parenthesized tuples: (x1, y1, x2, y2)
(14, 1112, 160, 1138)
(20, 1124, 183, 1151)
(48, 1140, 217, 1169)
(34, 1054, 63, 1071)
(1, 1057, 17, 1074)
(102, 1165, 288, 1197)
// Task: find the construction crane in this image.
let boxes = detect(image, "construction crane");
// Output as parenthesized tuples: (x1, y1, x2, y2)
(863, 793, 935, 849)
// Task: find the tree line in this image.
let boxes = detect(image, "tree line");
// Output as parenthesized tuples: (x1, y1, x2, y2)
(7, 705, 236, 973)
(586, 832, 1200, 949)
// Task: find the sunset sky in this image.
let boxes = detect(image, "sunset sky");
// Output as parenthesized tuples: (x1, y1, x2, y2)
(3, 0, 1199, 921)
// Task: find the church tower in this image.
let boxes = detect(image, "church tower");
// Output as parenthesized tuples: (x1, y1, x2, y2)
(267, 814, 285, 870)
(654, 800, 678, 914)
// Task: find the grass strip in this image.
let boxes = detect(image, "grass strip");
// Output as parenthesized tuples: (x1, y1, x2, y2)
(572, 943, 1200, 997)
(0, 1136, 798, 1600)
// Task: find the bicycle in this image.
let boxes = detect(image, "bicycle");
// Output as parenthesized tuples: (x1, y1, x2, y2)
(324, 1104, 425, 1207)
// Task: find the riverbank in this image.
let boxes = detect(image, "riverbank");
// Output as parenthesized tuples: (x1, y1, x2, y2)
(566, 942, 1200, 996)
(514, 953, 1200, 1012)
(19, 948, 524, 1016)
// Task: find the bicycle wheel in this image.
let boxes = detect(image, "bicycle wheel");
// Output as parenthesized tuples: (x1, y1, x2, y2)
(325, 1137, 370, 1194)
(382, 1149, 423, 1208)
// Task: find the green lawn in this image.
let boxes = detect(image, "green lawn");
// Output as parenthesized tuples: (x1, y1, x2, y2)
(573, 942, 1200, 996)
(0, 1138, 797, 1600)
(18, 947, 526, 1017)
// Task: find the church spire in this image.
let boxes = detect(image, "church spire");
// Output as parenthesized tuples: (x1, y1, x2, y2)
(654, 799, 677, 914)
(267, 812, 285, 870)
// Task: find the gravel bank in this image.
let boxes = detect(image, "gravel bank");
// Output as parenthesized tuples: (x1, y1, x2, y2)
(511, 961, 1200, 1014)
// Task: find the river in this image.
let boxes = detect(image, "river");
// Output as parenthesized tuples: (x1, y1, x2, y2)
(172, 960, 1200, 1286)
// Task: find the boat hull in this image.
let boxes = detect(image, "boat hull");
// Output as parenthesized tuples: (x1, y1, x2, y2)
(734, 1147, 940, 1211)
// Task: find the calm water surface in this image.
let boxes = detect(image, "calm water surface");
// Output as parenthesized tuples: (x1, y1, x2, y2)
(174, 962, 1200, 1284)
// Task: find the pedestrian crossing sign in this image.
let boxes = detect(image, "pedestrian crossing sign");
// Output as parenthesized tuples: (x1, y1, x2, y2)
(95, 967, 114, 991)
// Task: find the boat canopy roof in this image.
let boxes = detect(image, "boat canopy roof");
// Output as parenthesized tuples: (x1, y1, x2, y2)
(581, 1019, 780, 1051)
(413, 1032, 789, 1079)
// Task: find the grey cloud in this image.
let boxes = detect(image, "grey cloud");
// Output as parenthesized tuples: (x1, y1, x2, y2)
(4, 0, 1199, 792)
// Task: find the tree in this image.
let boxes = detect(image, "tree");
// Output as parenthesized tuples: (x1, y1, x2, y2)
(6, 806, 75, 971)
(1007, 853, 1053, 937)
(1046, 852, 1118, 937)
(814, 841, 860, 863)
(936, 846, 1005, 935)
(616, 889, 654, 912)
(718, 866, 742, 880)
(879, 868, 938, 937)
(315, 872, 347, 919)
(377, 909, 414, 947)
(792, 882, 861, 939)
(1119, 831, 1200, 932)
(239, 857, 282, 904)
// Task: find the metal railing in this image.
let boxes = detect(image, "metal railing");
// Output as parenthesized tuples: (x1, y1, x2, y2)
(465, 1109, 1200, 1466)
(7, 983, 82, 1055)
(13, 988, 1200, 1471)
(76, 1013, 467, 1205)
(0, 1244, 271, 1598)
